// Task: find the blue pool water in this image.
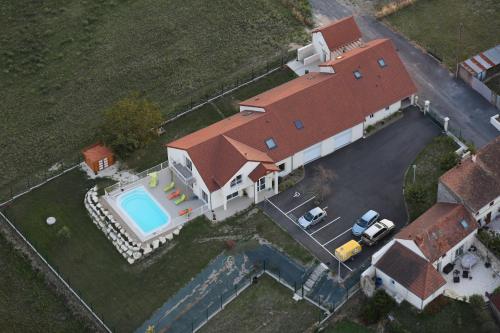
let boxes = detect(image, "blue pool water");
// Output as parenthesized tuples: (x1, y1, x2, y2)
(118, 186, 170, 234)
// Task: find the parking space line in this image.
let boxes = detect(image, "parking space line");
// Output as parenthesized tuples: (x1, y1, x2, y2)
(322, 228, 352, 247)
(284, 195, 316, 215)
(265, 199, 353, 272)
(310, 217, 341, 236)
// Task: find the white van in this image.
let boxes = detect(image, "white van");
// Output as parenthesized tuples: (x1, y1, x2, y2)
(361, 219, 395, 246)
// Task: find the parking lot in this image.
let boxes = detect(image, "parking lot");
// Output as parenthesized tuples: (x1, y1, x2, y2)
(260, 108, 441, 277)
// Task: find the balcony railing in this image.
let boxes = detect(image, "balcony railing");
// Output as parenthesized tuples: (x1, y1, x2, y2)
(171, 162, 195, 184)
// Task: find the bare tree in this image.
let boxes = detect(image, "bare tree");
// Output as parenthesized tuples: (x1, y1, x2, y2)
(311, 165, 336, 204)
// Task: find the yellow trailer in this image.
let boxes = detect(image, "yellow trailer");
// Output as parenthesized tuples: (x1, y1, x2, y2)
(335, 240, 362, 262)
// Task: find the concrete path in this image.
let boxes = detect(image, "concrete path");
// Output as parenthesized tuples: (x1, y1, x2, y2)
(310, 0, 498, 147)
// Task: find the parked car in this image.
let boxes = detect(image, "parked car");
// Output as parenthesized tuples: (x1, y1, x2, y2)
(361, 219, 395, 246)
(352, 210, 380, 236)
(298, 207, 327, 229)
(335, 240, 362, 262)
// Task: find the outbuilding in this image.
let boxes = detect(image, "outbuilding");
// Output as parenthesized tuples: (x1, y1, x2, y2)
(82, 143, 115, 174)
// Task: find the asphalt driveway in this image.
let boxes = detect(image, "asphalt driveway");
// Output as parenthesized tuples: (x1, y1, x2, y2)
(259, 108, 441, 277)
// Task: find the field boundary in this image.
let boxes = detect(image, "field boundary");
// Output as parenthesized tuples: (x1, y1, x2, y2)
(0, 211, 112, 332)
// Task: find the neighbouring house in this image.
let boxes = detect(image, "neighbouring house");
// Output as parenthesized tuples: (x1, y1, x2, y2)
(82, 143, 115, 174)
(488, 292, 500, 324)
(458, 44, 500, 110)
(363, 203, 479, 310)
(296, 16, 363, 65)
(438, 136, 500, 226)
(166, 34, 415, 214)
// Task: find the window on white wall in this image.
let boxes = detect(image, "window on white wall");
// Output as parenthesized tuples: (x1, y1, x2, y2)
(278, 163, 285, 171)
(257, 177, 266, 191)
(230, 175, 242, 188)
(369, 114, 374, 118)
(201, 190, 208, 203)
(226, 191, 238, 201)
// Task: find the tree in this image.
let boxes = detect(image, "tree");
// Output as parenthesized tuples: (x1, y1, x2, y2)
(101, 93, 162, 157)
(311, 165, 336, 204)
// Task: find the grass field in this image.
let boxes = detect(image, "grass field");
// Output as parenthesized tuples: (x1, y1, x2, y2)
(404, 135, 458, 221)
(124, 68, 297, 171)
(200, 275, 318, 333)
(324, 320, 373, 333)
(2, 168, 313, 331)
(0, 0, 307, 195)
(384, 0, 500, 70)
(0, 232, 90, 332)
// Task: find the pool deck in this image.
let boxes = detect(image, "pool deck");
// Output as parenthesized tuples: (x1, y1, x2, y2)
(103, 167, 206, 243)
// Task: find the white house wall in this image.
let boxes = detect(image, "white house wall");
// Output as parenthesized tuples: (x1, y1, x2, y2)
(312, 32, 331, 62)
(432, 230, 478, 271)
(475, 197, 500, 225)
(364, 100, 401, 127)
(167, 147, 210, 203)
(297, 43, 315, 61)
(210, 161, 260, 210)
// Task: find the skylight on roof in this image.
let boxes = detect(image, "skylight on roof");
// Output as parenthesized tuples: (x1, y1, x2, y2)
(378, 58, 387, 67)
(294, 120, 304, 129)
(353, 70, 362, 79)
(460, 219, 469, 229)
(265, 138, 277, 150)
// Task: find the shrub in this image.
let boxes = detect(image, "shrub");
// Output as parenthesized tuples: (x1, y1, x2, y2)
(439, 151, 459, 171)
(361, 290, 396, 324)
(365, 125, 375, 133)
(405, 183, 427, 204)
(477, 229, 500, 258)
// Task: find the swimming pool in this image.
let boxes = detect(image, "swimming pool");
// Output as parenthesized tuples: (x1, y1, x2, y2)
(117, 186, 171, 236)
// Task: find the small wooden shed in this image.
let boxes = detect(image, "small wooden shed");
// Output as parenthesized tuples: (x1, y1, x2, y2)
(82, 143, 115, 173)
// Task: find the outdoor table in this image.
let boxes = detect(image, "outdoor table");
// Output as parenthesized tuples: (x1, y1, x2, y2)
(461, 253, 479, 269)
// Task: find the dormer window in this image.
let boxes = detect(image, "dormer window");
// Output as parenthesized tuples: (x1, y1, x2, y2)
(294, 120, 304, 129)
(353, 70, 362, 80)
(265, 138, 277, 150)
(378, 58, 387, 68)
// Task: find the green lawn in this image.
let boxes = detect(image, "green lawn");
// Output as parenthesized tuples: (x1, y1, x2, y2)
(123, 67, 297, 171)
(0, 232, 90, 332)
(404, 136, 458, 221)
(2, 168, 312, 331)
(391, 300, 490, 333)
(0, 0, 307, 196)
(324, 320, 374, 333)
(385, 0, 500, 70)
(200, 275, 319, 333)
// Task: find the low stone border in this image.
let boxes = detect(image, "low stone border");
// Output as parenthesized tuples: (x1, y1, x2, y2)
(84, 187, 180, 264)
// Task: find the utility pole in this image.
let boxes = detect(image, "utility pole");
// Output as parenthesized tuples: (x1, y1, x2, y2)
(455, 22, 464, 78)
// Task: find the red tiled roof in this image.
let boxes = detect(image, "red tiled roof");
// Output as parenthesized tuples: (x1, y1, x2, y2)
(375, 242, 446, 300)
(168, 38, 416, 192)
(489, 293, 500, 311)
(249, 163, 280, 182)
(396, 203, 478, 262)
(82, 143, 113, 162)
(312, 16, 362, 52)
(440, 137, 500, 212)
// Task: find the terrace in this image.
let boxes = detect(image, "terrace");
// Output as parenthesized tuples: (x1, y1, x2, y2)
(85, 162, 207, 263)
(442, 239, 500, 301)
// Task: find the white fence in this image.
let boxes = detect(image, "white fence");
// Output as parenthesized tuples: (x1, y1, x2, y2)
(104, 161, 169, 196)
(0, 211, 112, 333)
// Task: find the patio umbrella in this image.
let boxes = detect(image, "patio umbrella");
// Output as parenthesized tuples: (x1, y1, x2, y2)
(461, 253, 479, 270)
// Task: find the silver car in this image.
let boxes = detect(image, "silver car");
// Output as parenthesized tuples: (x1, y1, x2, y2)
(298, 207, 327, 229)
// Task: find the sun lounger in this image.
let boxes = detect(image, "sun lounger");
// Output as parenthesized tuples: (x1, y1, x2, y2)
(163, 182, 175, 192)
(179, 208, 192, 216)
(168, 189, 180, 199)
(174, 194, 186, 205)
(148, 172, 158, 188)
